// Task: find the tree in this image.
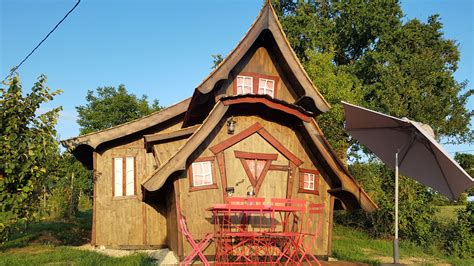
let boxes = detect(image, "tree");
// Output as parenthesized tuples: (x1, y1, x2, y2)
(0, 74, 61, 239)
(272, 0, 473, 147)
(76, 85, 162, 135)
(211, 54, 223, 69)
(454, 153, 474, 197)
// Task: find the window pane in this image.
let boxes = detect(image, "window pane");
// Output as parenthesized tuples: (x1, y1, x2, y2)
(304, 173, 315, 190)
(236, 76, 253, 95)
(114, 158, 123, 197)
(192, 161, 213, 187)
(244, 76, 252, 86)
(125, 157, 135, 196)
(258, 78, 274, 97)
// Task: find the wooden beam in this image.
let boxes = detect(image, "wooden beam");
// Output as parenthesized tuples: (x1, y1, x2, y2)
(328, 195, 335, 256)
(216, 152, 228, 202)
(257, 127, 303, 166)
(142, 102, 228, 191)
(210, 122, 263, 154)
(91, 151, 97, 246)
(62, 97, 191, 150)
(144, 125, 199, 144)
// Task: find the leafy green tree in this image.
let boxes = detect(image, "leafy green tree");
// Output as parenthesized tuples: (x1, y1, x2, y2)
(76, 85, 162, 135)
(0, 74, 61, 239)
(211, 54, 223, 69)
(272, 0, 473, 145)
(354, 15, 473, 142)
(454, 153, 474, 196)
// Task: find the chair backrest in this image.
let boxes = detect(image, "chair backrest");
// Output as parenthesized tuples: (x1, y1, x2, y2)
(226, 197, 265, 205)
(271, 198, 306, 211)
(302, 203, 324, 238)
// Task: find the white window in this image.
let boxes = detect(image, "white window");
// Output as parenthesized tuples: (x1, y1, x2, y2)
(191, 161, 213, 187)
(303, 173, 315, 190)
(236, 75, 253, 95)
(113, 156, 135, 197)
(258, 78, 275, 97)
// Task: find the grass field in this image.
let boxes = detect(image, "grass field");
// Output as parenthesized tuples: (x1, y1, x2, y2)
(1, 208, 472, 265)
(332, 224, 473, 265)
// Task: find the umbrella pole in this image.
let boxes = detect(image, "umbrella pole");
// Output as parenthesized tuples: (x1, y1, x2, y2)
(393, 152, 400, 264)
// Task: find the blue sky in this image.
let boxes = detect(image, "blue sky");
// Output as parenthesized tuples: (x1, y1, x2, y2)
(1, 0, 472, 154)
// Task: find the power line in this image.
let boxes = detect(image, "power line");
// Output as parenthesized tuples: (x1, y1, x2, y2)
(2, 0, 81, 83)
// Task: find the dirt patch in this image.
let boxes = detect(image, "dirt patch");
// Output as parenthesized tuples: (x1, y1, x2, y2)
(30, 232, 62, 246)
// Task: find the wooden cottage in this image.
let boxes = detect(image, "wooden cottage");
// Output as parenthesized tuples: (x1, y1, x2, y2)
(62, 2, 377, 260)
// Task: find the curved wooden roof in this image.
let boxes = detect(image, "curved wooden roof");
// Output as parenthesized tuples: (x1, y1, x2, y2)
(183, 1, 330, 126)
(142, 97, 377, 212)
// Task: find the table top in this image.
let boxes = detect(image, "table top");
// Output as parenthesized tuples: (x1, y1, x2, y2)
(206, 203, 302, 213)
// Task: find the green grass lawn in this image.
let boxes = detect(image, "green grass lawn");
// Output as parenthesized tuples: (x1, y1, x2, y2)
(0, 210, 154, 266)
(332, 224, 473, 266)
(2, 209, 471, 265)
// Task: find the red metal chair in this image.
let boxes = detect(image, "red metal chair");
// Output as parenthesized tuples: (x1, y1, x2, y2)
(178, 214, 214, 266)
(294, 202, 325, 265)
(266, 198, 306, 264)
(220, 197, 266, 263)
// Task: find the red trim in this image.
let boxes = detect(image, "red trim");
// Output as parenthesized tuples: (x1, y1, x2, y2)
(239, 158, 258, 187)
(234, 150, 278, 160)
(257, 128, 303, 166)
(298, 168, 320, 195)
(210, 122, 303, 166)
(269, 164, 289, 171)
(222, 97, 311, 122)
(188, 156, 218, 192)
(233, 72, 279, 98)
(237, 156, 274, 195)
(210, 122, 263, 154)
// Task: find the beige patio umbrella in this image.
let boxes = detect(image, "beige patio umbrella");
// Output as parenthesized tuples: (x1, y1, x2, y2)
(342, 101, 474, 264)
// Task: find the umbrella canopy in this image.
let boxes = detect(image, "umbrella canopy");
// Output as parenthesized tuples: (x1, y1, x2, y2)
(342, 101, 474, 200)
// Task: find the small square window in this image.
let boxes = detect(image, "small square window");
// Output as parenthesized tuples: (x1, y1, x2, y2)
(299, 169, 319, 195)
(236, 76, 253, 95)
(192, 161, 213, 187)
(258, 78, 274, 97)
(189, 157, 218, 191)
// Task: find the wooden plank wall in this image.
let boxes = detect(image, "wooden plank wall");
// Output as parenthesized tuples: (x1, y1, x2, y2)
(219, 46, 296, 103)
(179, 115, 332, 256)
(95, 138, 168, 247)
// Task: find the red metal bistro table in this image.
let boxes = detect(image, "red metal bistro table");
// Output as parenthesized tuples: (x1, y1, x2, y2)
(206, 199, 305, 264)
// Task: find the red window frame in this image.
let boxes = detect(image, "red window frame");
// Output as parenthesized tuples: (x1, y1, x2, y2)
(298, 168, 320, 195)
(188, 156, 218, 192)
(233, 72, 279, 98)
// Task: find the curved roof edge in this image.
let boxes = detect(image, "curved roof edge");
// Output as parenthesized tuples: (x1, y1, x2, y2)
(303, 120, 378, 212)
(61, 97, 191, 151)
(190, 1, 330, 113)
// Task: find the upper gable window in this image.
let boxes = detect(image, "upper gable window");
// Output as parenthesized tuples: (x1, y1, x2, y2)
(258, 78, 275, 97)
(236, 75, 253, 95)
(234, 73, 278, 98)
